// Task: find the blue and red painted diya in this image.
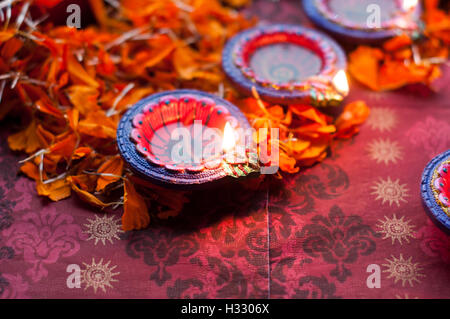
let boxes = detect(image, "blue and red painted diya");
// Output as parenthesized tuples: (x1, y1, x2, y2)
(421, 150, 450, 235)
(117, 90, 259, 189)
(303, 0, 422, 44)
(222, 24, 348, 106)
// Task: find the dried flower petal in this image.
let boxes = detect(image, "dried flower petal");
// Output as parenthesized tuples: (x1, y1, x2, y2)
(349, 3, 449, 92)
(20, 161, 41, 181)
(67, 85, 100, 115)
(335, 100, 370, 139)
(67, 54, 99, 88)
(37, 178, 71, 201)
(279, 152, 299, 174)
(8, 120, 41, 153)
(348, 46, 383, 91)
(122, 178, 150, 231)
(68, 176, 111, 208)
(0, 0, 372, 230)
(96, 155, 124, 191)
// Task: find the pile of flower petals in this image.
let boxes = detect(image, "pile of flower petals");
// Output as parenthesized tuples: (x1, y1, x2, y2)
(0, 0, 367, 230)
(237, 89, 369, 174)
(348, 0, 449, 91)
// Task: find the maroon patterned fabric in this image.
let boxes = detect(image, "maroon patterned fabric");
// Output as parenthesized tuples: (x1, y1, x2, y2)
(1, 0, 450, 299)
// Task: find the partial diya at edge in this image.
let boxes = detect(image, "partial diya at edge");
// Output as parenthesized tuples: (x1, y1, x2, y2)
(421, 150, 450, 235)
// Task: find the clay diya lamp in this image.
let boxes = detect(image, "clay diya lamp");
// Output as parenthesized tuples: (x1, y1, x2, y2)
(222, 24, 349, 106)
(303, 0, 422, 44)
(117, 90, 260, 189)
(421, 149, 450, 234)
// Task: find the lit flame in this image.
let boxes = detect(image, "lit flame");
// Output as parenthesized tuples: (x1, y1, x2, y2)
(222, 122, 236, 153)
(401, 0, 418, 11)
(332, 70, 349, 95)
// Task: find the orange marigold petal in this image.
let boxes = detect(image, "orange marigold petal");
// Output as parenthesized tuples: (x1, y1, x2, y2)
(122, 179, 150, 231)
(72, 147, 92, 160)
(383, 34, 412, 51)
(36, 124, 55, 148)
(36, 178, 71, 201)
(8, 120, 41, 154)
(35, 98, 64, 118)
(96, 155, 124, 192)
(67, 85, 100, 115)
(68, 176, 110, 208)
(78, 110, 117, 139)
(295, 142, 329, 161)
(0, 30, 15, 42)
(50, 133, 77, 159)
(289, 139, 311, 155)
(335, 100, 370, 138)
(20, 162, 41, 181)
(378, 60, 430, 91)
(1, 37, 23, 59)
(66, 54, 99, 88)
(289, 105, 329, 126)
(279, 152, 299, 174)
(348, 46, 383, 91)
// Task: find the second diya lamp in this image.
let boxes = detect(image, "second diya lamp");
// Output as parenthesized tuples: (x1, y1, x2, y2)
(303, 0, 422, 44)
(117, 90, 261, 190)
(222, 24, 349, 106)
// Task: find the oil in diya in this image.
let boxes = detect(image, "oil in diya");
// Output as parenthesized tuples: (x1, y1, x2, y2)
(117, 90, 261, 189)
(303, 0, 422, 44)
(222, 24, 349, 106)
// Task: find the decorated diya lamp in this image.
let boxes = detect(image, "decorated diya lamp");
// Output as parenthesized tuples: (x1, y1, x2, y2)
(117, 90, 260, 189)
(421, 150, 450, 234)
(222, 24, 349, 106)
(303, 0, 422, 44)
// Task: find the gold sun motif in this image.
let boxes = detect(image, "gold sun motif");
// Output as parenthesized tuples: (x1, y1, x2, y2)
(81, 258, 120, 293)
(371, 177, 409, 207)
(377, 214, 416, 245)
(367, 107, 397, 132)
(367, 138, 403, 165)
(84, 214, 123, 245)
(383, 254, 425, 287)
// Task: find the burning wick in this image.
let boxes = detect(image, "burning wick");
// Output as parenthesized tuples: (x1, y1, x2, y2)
(222, 122, 236, 153)
(332, 70, 349, 96)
